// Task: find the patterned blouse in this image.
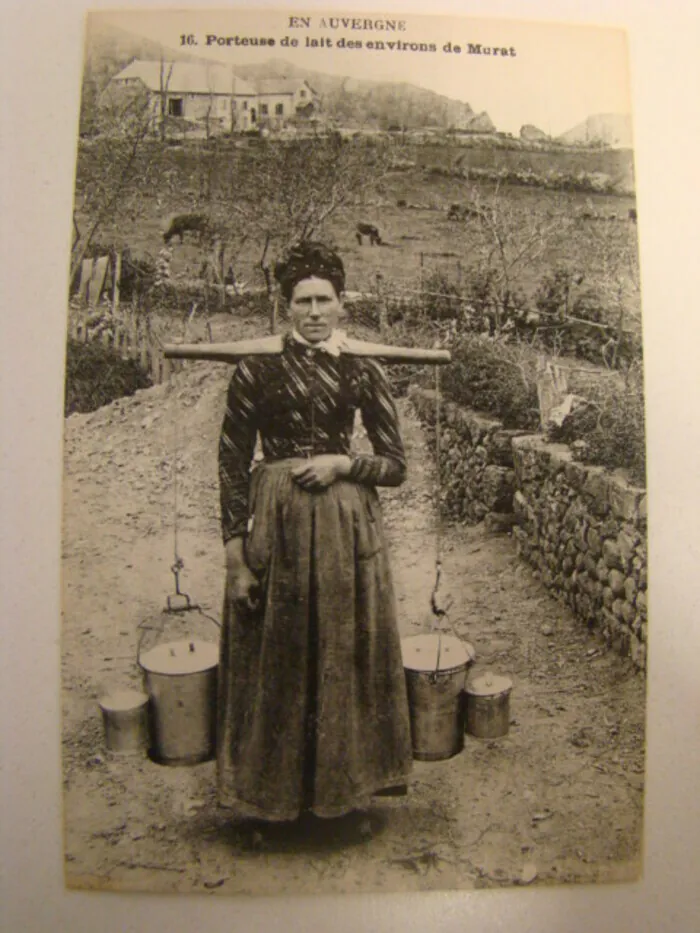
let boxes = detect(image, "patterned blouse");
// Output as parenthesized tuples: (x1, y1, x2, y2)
(219, 333, 407, 541)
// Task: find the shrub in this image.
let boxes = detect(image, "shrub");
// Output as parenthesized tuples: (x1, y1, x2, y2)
(549, 360, 646, 485)
(440, 334, 540, 430)
(419, 270, 465, 322)
(462, 269, 531, 336)
(64, 340, 152, 415)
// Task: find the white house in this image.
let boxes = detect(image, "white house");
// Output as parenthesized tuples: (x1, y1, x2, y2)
(253, 78, 320, 130)
(107, 60, 257, 133)
(106, 61, 320, 135)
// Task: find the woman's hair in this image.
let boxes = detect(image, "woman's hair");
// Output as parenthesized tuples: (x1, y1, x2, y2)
(274, 241, 345, 302)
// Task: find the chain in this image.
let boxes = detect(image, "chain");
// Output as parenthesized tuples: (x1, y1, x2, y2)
(430, 364, 446, 625)
(170, 367, 182, 574)
(165, 362, 191, 611)
(435, 364, 442, 566)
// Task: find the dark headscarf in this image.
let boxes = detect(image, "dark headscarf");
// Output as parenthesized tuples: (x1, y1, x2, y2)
(274, 241, 346, 302)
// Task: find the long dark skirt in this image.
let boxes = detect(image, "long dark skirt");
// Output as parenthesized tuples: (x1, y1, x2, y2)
(216, 459, 413, 821)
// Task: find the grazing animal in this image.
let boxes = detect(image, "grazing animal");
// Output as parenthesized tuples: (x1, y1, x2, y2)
(356, 223, 382, 246)
(447, 202, 484, 222)
(163, 212, 212, 245)
(629, 207, 637, 223)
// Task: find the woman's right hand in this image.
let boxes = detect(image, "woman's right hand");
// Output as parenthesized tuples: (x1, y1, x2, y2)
(227, 565, 261, 613)
(225, 537, 262, 613)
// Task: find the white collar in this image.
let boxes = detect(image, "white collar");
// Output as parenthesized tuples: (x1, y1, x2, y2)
(291, 328, 347, 357)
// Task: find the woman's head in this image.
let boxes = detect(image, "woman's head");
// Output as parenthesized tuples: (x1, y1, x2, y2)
(275, 241, 346, 343)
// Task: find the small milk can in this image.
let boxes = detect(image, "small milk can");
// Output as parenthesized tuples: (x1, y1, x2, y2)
(98, 689, 150, 755)
(465, 671, 513, 739)
(401, 633, 476, 761)
(139, 639, 219, 765)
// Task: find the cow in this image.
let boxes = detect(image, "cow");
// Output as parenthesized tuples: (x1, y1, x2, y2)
(629, 207, 637, 223)
(447, 202, 484, 222)
(163, 212, 212, 245)
(356, 223, 382, 246)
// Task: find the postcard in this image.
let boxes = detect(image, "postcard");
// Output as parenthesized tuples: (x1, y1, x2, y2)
(62, 7, 645, 897)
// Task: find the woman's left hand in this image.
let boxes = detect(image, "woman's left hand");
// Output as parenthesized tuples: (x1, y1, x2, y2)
(291, 454, 352, 491)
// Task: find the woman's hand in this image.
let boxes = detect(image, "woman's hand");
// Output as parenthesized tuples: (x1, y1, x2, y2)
(291, 454, 352, 491)
(227, 565, 261, 613)
(225, 537, 261, 612)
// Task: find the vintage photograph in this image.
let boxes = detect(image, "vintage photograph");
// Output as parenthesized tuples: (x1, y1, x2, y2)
(62, 8, 646, 896)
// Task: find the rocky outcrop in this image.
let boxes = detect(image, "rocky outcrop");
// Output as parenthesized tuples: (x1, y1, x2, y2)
(520, 124, 549, 142)
(463, 111, 496, 133)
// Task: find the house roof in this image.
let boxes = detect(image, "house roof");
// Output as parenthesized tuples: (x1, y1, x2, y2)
(255, 78, 317, 97)
(111, 60, 257, 97)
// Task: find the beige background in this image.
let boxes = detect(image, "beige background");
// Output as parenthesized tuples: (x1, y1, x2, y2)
(2, 0, 699, 930)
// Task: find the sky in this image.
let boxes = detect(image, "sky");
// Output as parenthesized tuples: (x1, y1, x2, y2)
(94, 8, 632, 137)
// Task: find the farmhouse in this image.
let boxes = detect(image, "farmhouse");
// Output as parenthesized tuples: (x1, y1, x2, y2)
(106, 60, 320, 135)
(254, 77, 319, 130)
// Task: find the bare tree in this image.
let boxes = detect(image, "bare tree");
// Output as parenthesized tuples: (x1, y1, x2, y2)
(71, 85, 160, 287)
(235, 135, 396, 328)
(248, 136, 392, 250)
(194, 135, 395, 329)
(580, 216, 641, 366)
(158, 55, 174, 143)
(465, 186, 576, 333)
(203, 63, 217, 142)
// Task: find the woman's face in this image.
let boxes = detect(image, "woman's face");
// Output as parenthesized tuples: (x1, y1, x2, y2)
(288, 277, 343, 343)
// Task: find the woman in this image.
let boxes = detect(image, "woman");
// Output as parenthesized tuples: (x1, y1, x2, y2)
(217, 241, 413, 827)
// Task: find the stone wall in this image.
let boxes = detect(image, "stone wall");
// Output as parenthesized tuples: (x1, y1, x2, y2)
(410, 389, 648, 671)
(511, 435, 647, 670)
(409, 388, 528, 528)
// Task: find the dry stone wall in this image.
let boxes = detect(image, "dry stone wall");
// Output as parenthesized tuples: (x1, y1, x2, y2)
(512, 435, 647, 671)
(409, 388, 648, 671)
(409, 388, 529, 529)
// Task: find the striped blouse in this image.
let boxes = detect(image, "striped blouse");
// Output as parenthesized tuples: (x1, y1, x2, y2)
(219, 333, 407, 542)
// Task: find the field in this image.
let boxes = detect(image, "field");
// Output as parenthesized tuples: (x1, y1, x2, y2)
(73, 138, 640, 338)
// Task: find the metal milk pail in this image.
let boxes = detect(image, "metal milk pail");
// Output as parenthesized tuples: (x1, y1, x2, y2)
(465, 671, 513, 739)
(139, 639, 219, 765)
(401, 633, 476, 761)
(98, 689, 150, 755)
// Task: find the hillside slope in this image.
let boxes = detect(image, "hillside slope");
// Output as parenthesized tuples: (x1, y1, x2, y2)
(558, 113, 633, 148)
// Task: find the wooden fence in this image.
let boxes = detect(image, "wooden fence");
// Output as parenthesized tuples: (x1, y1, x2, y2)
(69, 250, 190, 385)
(67, 301, 187, 386)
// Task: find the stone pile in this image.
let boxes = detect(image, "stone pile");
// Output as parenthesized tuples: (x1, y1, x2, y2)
(511, 435, 647, 671)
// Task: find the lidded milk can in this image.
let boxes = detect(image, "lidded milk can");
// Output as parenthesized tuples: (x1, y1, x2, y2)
(401, 633, 475, 761)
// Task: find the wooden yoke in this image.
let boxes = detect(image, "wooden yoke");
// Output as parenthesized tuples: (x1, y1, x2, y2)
(162, 334, 451, 365)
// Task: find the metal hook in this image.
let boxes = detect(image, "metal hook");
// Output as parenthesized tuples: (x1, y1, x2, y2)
(430, 562, 443, 617)
(430, 562, 454, 620)
(165, 556, 197, 613)
(170, 557, 185, 595)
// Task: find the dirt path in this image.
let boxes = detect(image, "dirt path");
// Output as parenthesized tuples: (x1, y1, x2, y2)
(61, 357, 644, 896)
